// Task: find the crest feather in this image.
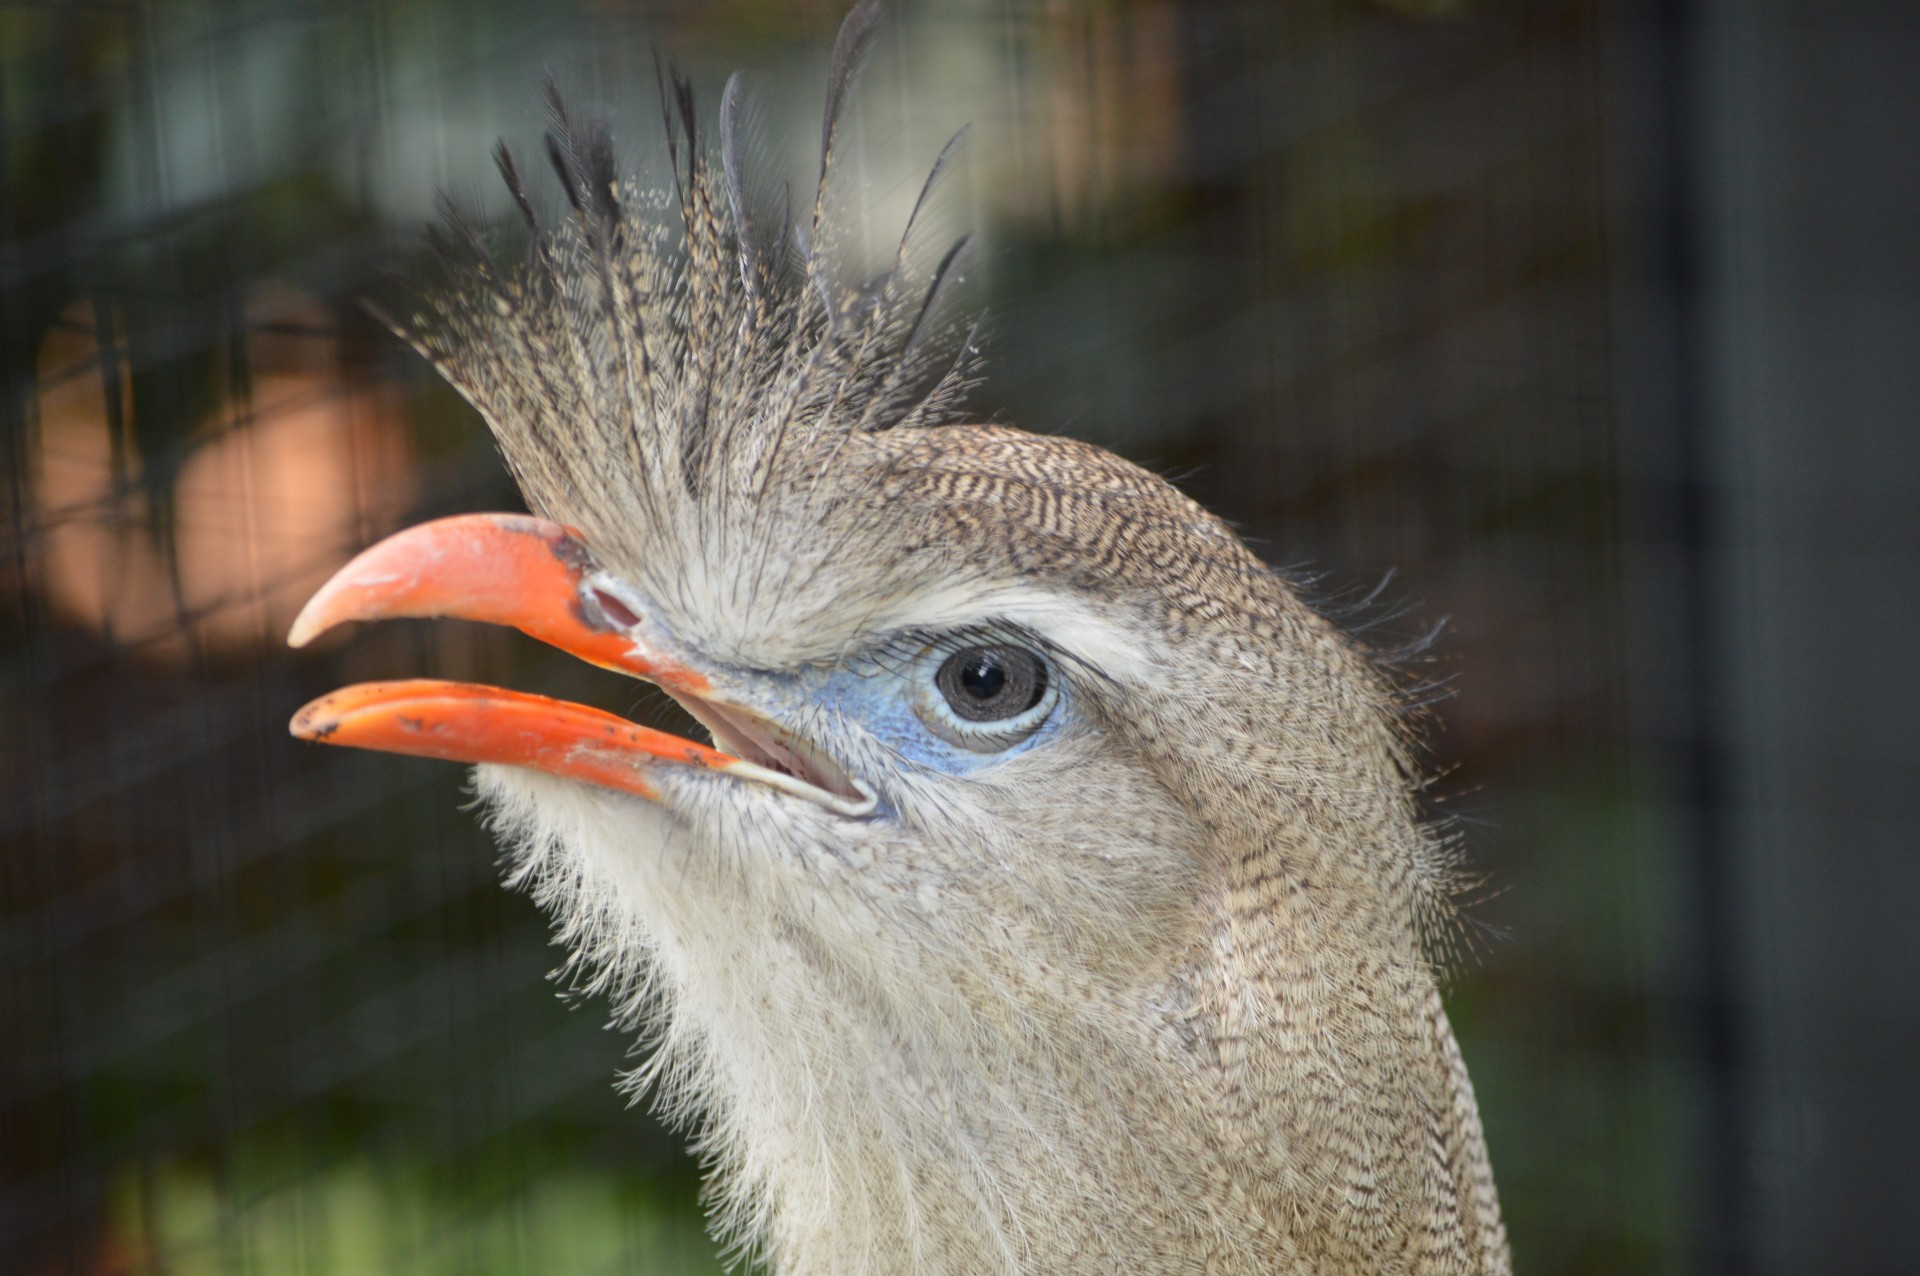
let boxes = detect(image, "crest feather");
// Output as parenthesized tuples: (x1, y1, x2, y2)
(393, 6, 980, 597)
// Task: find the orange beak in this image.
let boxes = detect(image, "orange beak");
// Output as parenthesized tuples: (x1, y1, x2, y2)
(287, 514, 869, 812)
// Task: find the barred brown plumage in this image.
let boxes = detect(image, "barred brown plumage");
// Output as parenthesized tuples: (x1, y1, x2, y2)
(289, 2, 1509, 1271)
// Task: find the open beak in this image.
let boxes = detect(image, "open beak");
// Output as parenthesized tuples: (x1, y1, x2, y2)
(287, 513, 874, 816)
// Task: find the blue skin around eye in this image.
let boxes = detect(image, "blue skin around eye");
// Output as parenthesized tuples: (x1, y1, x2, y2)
(785, 660, 1065, 778)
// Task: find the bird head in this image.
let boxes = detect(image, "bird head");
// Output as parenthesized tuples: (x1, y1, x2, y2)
(288, 6, 1505, 1271)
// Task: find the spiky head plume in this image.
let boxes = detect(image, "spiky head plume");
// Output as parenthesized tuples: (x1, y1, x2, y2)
(394, 2, 980, 651)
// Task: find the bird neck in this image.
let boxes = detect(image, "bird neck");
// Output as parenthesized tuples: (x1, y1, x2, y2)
(671, 888, 1504, 1275)
(688, 931, 1242, 1274)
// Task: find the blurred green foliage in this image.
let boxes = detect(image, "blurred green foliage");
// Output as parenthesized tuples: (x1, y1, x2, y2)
(111, 1146, 715, 1275)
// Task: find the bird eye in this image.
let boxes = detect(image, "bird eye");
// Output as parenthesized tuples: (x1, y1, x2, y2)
(913, 643, 1058, 752)
(936, 646, 1047, 721)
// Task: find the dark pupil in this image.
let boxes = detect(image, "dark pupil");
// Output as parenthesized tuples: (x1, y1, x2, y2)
(936, 646, 1047, 723)
(959, 657, 1005, 700)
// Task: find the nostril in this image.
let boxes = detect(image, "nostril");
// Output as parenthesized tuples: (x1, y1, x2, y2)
(587, 585, 642, 629)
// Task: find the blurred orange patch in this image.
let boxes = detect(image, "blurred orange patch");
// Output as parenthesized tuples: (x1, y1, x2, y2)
(29, 292, 416, 662)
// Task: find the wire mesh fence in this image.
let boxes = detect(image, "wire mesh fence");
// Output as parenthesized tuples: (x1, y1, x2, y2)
(11, 0, 1909, 1272)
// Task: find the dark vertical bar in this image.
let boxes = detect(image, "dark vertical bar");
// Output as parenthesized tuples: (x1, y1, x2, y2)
(1644, 1, 1748, 1271)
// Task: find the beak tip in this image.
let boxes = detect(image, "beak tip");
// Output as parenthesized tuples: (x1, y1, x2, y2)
(286, 590, 338, 648)
(288, 692, 346, 742)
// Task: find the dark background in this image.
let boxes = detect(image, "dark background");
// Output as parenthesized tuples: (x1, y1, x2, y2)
(3, 1, 1914, 1272)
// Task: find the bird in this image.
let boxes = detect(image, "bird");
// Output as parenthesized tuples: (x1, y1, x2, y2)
(286, 5, 1509, 1272)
